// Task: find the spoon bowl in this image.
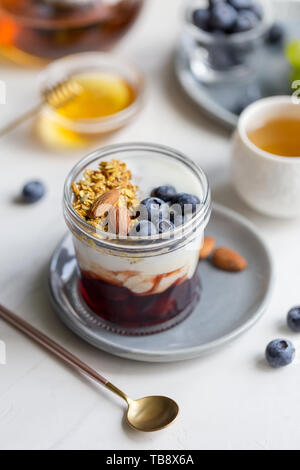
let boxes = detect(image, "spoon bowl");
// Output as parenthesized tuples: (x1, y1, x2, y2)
(0, 304, 179, 433)
(127, 396, 179, 432)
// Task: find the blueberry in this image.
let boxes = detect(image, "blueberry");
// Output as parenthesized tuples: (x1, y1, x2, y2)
(208, 0, 223, 8)
(157, 219, 175, 234)
(265, 22, 284, 45)
(287, 307, 300, 332)
(22, 181, 46, 203)
(130, 220, 157, 237)
(234, 84, 261, 114)
(232, 10, 259, 32)
(151, 185, 177, 202)
(211, 29, 226, 36)
(227, 0, 254, 9)
(171, 193, 200, 213)
(210, 3, 238, 32)
(193, 8, 210, 31)
(138, 197, 169, 222)
(265, 339, 295, 368)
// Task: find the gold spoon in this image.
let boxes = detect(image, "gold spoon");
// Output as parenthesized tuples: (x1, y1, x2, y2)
(0, 78, 82, 137)
(0, 304, 179, 432)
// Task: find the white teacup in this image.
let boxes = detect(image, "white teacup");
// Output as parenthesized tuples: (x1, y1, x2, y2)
(231, 96, 300, 218)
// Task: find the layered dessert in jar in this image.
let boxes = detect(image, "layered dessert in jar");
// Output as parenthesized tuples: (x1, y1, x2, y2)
(63, 143, 211, 334)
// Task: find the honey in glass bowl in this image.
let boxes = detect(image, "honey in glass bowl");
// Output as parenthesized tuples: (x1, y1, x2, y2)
(36, 52, 145, 148)
(0, 0, 144, 64)
(57, 71, 136, 120)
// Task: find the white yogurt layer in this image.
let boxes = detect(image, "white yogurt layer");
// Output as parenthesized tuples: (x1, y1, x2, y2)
(74, 234, 203, 295)
(123, 152, 204, 201)
(74, 152, 205, 295)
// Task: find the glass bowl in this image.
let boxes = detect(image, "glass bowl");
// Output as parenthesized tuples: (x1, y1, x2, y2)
(36, 52, 145, 147)
(182, 0, 273, 83)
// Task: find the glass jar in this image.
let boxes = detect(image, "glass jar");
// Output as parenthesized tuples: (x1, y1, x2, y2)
(180, 0, 272, 83)
(0, 0, 144, 64)
(63, 142, 211, 335)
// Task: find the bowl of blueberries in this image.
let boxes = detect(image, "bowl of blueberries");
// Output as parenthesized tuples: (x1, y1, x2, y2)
(184, 0, 272, 82)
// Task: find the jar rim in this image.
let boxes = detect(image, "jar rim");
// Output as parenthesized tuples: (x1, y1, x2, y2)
(63, 142, 211, 253)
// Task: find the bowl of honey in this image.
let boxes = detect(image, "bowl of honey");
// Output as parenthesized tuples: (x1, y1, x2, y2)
(0, 0, 144, 64)
(37, 52, 145, 147)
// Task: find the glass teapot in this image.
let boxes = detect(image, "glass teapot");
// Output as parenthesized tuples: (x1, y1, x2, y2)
(0, 0, 144, 63)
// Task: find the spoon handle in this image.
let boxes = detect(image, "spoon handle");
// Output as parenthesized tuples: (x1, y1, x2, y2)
(0, 303, 108, 386)
(0, 103, 43, 138)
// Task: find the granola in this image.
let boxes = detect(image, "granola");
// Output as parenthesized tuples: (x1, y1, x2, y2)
(72, 159, 139, 229)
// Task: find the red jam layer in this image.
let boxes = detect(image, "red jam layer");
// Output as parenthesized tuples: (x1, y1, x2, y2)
(79, 270, 201, 329)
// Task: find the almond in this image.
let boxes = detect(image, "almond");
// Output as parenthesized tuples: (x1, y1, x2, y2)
(212, 247, 247, 272)
(199, 236, 216, 259)
(89, 189, 120, 219)
(108, 206, 131, 236)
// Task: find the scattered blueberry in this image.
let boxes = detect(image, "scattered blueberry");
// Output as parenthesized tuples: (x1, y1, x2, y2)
(265, 339, 295, 368)
(265, 22, 284, 45)
(234, 84, 262, 114)
(228, 0, 254, 9)
(151, 185, 177, 202)
(287, 307, 300, 332)
(193, 8, 210, 31)
(171, 193, 200, 213)
(22, 181, 46, 203)
(130, 220, 157, 237)
(157, 219, 175, 234)
(210, 3, 238, 32)
(138, 197, 169, 222)
(232, 10, 259, 33)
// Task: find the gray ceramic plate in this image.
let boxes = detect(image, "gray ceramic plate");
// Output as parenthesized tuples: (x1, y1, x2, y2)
(48, 204, 274, 362)
(175, 1, 298, 130)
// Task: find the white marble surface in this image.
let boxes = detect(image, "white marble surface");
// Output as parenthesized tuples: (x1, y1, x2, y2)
(1, 0, 300, 451)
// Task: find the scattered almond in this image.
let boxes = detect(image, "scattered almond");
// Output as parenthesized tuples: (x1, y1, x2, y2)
(199, 236, 216, 259)
(108, 206, 131, 236)
(89, 189, 120, 219)
(212, 247, 247, 272)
